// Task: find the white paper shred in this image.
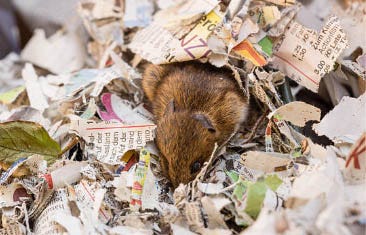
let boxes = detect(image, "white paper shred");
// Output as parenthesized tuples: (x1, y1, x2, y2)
(21, 29, 86, 74)
(313, 93, 366, 143)
(123, 0, 154, 28)
(241, 151, 292, 175)
(268, 101, 321, 127)
(197, 182, 224, 194)
(22, 63, 49, 111)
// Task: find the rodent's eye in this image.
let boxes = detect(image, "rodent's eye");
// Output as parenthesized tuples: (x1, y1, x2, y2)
(190, 161, 202, 174)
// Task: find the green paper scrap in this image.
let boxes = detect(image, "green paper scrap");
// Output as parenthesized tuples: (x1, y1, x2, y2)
(244, 181, 267, 218)
(292, 147, 302, 158)
(226, 170, 239, 183)
(258, 36, 273, 56)
(0, 86, 25, 104)
(264, 174, 283, 191)
(231, 174, 283, 220)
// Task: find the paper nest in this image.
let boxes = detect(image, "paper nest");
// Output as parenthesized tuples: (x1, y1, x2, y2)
(0, 0, 365, 234)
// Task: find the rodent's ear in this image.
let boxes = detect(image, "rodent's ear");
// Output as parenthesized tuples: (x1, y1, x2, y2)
(192, 113, 216, 133)
(164, 99, 175, 115)
(142, 64, 170, 102)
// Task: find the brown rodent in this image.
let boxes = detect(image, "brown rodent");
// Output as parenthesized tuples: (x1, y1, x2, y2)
(142, 62, 249, 188)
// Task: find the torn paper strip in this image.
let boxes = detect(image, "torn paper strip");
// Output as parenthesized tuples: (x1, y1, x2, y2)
(197, 182, 224, 195)
(264, 0, 295, 7)
(141, 160, 160, 210)
(131, 149, 154, 209)
(40, 161, 87, 189)
(22, 64, 49, 112)
(0, 183, 31, 208)
(233, 40, 267, 66)
(201, 196, 230, 229)
(70, 119, 156, 164)
(123, 0, 154, 28)
(77, 0, 123, 45)
(74, 180, 112, 224)
(268, 101, 321, 127)
(97, 93, 153, 124)
(272, 17, 348, 92)
(241, 151, 292, 177)
(313, 93, 366, 143)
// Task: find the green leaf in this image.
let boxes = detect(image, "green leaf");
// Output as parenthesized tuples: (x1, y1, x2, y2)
(0, 121, 61, 165)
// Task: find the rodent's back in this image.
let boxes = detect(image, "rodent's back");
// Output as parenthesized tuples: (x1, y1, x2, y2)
(145, 62, 248, 137)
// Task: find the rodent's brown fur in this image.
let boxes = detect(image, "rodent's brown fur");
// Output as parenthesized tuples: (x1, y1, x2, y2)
(142, 62, 249, 188)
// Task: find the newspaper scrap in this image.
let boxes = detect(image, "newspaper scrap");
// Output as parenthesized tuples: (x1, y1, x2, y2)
(33, 189, 71, 235)
(129, 0, 225, 64)
(70, 119, 156, 164)
(286, 149, 342, 206)
(0, 219, 26, 235)
(74, 180, 112, 224)
(58, 65, 125, 99)
(272, 16, 348, 92)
